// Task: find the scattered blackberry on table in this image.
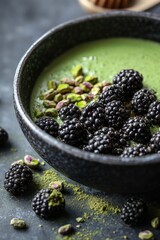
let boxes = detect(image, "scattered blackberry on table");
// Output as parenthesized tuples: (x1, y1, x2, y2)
(35, 116, 59, 137)
(113, 69, 143, 99)
(0, 127, 8, 146)
(120, 198, 147, 226)
(149, 132, 160, 153)
(122, 116, 151, 144)
(58, 118, 87, 147)
(121, 144, 151, 158)
(32, 189, 65, 219)
(104, 100, 129, 129)
(58, 103, 81, 121)
(147, 101, 160, 125)
(4, 164, 33, 195)
(131, 88, 157, 115)
(80, 102, 105, 133)
(98, 85, 125, 106)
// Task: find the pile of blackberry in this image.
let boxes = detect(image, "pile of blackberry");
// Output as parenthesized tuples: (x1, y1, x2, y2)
(35, 69, 160, 158)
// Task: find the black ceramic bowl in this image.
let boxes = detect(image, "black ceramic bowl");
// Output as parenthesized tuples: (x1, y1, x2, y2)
(14, 11, 160, 194)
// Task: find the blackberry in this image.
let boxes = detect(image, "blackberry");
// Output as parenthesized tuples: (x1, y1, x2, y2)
(121, 144, 151, 157)
(83, 133, 114, 154)
(120, 198, 147, 226)
(0, 127, 8, 146)
(113, 69, 143, 99)
(80, 102, 105, 133)
(149, 132, 160, 153)
(59, 103, 81, 121)
(32, 189, 65, 219)
(35, 116, 59, 137)
(4, 164, 33, 195)
(147, 101, 160, 125)
(122, 116, 151, 144)
(98, 85, 125, 106)
(131, 88, 157, 115)
(58, 118, 87, 147)
(104, 100, 129, 129)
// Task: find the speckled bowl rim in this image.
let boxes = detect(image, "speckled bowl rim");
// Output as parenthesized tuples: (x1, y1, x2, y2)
(14, 11, 160, 166)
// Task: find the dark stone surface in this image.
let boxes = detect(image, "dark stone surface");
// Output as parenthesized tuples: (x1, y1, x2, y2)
(1, 1, 160, 239)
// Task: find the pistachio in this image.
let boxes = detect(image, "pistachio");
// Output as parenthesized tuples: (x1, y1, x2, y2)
(71, 65, 83, 78)
(94, 82, 103, 89)
(11, 159, 24, 166)
(47, 80, 57, 90)
(72, 87, 83, 94)
(66, 93, 82, 102)
(34, 108, 45, 118)
(10, 218, 27, 229)
(56, 99, 70, 110)
(75, 100, 87, 109)
(81, 93, 94, 102)
(58, 224, 74, 236)
(43, 89, 56, 100)
(57, 84, 73, 94)
(24, 155, 40, 168)
(90, 87, 101, 96)
(76, 217, 85, 223)
(85, 75, 98, 84)
(151, 217, 159, 229)
(102, 80, 112, 87)
(43, 100, 56, 108)
(61, 78, 75, 86)
(45, 108, 58, 117)
(49, 181, 64, 192)
(138, 230, 154, 240)
(54, 93, 63, 103)
(75, 75, 84, 85)
(80, 82, 93, 93)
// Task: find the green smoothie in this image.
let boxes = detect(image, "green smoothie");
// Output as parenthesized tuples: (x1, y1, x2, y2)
(30, 38, 160, 119)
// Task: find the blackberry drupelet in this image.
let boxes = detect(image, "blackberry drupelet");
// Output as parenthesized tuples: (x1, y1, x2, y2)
(32, 189, 65, 219)
(35, 116, 59, 137)
(80, 102, 105, 133)
(0, 127, 8, 146)
(122, 116, 151, 144)
(120, 198, 147, 226)
(131, 88, 157, 115)
(113, 69, 143, 99)
(98, 85, 125, 106)
(58, 118, 87, 147)
(4, 164, 33, 195)
(58, 103, 81, 121)
(147, 101, 160, 125)
(104, 100, 129, 129)
(149, 132, 160, 153)
(121, 144, 151, 157)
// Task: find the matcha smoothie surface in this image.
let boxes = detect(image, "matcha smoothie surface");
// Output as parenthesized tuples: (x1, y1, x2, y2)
(30, 38, 160, 118)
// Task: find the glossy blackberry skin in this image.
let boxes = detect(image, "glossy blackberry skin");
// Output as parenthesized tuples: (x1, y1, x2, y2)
(58, 103, 81, 121)
(131, 88, 157, 115)
(0, 127, 8, 146)
(104, 100, 129, 129)
(4, 164, 33, 195)
(122, 116, 151, 144)
(58, 118, 87, 147)
(121, 144, 151, 157)
(35, 116, 59, 137)
(98, 85, 125, 106)
(113, 69, 143, 99)
(149, 132, 160, 153)
(80, 102, 105, 133)
(147, 101, 160, 125)
(120, 198, 147, 226)
(32, 189, 65, 219)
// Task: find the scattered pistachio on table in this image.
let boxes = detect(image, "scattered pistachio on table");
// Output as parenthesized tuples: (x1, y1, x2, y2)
(24, 155, 40, 169)
(49, 181, 64, 192)
(10, 218, 27, 229)
(58, 224, 74, 236)
(138, 230, 154, 240)
(151, 217, 159, 229)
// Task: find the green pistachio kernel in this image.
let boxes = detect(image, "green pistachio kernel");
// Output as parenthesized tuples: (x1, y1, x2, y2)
(72, 87, 83, 94)
(74, 75, 84, 85)
(54, 93, 63, 103)
(151, 217, 159, 229)
(11, 159, 24, 166)
(61, 78, 75, 86)
(138, 230, 154, 240)
(71, 65, 83, 78)
(45, 108, 58, 117)
(56, 99, 70, 110)
(90, 87, 101, 95)
(34, 108, 45, 118)
(85, 75, 98, 84)
(94, 82, 103, 89)
(47, 80, 57, 90)
(57, 84, 73, 94)
(43, 89, 56, 100)
(66, 93, 82, 102)
(80, 82, 92, 93)
(24, 155, 40, 169)
(58, 224, 74, 236)
(10, 218, 27, 229)
(76, 217, 85, 223)
(75, 100, 87, 109)
(49, 181, 64, 192)
(43, 100, 56, 108)
(48, 190, 65, 208)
